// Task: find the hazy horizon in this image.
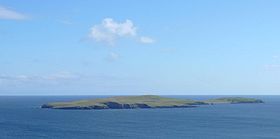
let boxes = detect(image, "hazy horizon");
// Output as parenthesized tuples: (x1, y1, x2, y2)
(1, 0, 280, 95)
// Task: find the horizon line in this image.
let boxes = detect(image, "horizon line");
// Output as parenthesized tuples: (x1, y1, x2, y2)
(0, 94, 279, 96)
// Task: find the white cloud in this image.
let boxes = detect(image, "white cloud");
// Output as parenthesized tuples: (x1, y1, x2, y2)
(106, 52, 120, 62)
(264, 64, 280, 70)
(42, 72, 81, 80)
(0, 72, 80, 82)
(89, 18, 137, 45)
(59, 20, 74, 25)
(272, 55, 280, 61)
(140, 36, 155, 44)
(273, 55, 279, 59)
(0, 6, 27, 20)
(88, 18, 155, 45)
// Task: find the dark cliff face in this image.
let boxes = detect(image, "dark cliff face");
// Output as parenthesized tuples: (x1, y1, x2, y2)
(41, 104, 53, 108)
(102, 102, 151, 109)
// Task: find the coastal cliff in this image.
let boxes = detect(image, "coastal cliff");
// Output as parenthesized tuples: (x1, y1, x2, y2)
(42, 95, 263, 110)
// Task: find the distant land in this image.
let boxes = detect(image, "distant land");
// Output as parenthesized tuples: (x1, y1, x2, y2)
(41, 95, 264, 110)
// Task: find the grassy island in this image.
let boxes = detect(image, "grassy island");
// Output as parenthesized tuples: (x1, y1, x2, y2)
(42, 95, 263, 110)
(205, 97, 264, 104)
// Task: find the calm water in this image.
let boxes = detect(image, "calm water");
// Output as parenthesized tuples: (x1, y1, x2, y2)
(0, 95, 279, 139)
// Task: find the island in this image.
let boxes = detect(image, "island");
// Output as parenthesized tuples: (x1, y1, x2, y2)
(205, 97, 264, 104)
(41, 95, 264, 110)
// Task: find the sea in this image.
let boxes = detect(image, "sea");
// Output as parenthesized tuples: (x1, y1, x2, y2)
(0, 95, 279, 139)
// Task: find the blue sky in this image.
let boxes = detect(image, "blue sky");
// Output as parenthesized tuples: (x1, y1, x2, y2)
(1, 0, 280, 95)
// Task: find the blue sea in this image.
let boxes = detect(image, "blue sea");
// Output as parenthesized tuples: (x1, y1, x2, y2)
(0, 95, 279, 139)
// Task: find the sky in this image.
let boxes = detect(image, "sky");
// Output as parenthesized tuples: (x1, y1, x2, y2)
(1, 0, 280, 95)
